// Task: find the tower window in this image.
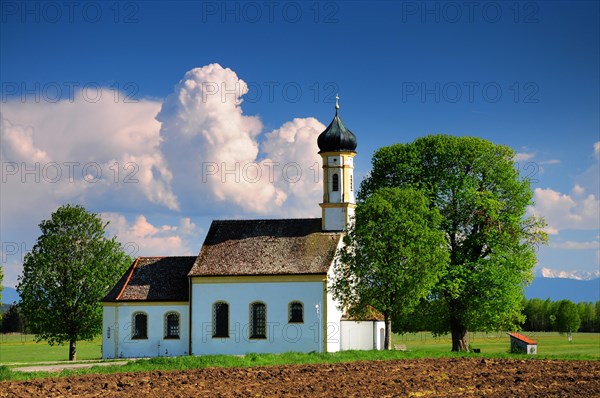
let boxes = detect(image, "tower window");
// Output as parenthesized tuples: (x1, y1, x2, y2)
(332, 173, 339, 192)
(350, 175, 353, 191)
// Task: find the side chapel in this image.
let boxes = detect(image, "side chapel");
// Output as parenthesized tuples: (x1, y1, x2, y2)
(101, 101, 385, 358)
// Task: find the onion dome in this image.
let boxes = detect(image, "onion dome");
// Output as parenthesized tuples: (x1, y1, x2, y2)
(317, 95, 357, 153)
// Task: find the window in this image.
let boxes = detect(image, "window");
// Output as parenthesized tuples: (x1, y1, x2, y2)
(249, 302, 266, 339)
(164, 312, 180, 339)
(132, 312, 148, 339)
(332, 173, 339, 192)
(350, 175, 353, 191)
(106, 327, 111, 339)
(213, 302, 229, 338)
(289, 301, 303, 323)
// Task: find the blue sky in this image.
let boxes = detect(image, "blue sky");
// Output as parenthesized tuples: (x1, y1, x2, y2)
(1, 1, 598, 288)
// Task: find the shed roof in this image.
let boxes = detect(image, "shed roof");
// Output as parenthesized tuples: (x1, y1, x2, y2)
(507, 332, 538, 345)
(103, 256, 196, 302)
(188, 218, 342, 277)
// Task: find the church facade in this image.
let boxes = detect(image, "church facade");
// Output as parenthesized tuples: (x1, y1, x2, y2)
(101, 103, 385, 358)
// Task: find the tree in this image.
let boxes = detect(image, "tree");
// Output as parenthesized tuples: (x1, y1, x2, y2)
(0, 266, 3, 322)
(331, 187, 448, 349)
(555, 300, 581, 335)
(1, 304, 26, 333)
(17, 204, 131, 361)
(360, 135, 547, 351)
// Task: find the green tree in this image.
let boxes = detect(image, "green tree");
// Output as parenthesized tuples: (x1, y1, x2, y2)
(331, 187, 448, 349)
(1, 304, 26, 333)
(17, 204, 131, 361)
(0, 266, 3, 322)
(555, 300, 581, 335)
(360, 135, 547, 351)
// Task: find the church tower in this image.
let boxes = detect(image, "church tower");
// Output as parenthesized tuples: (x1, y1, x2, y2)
(317, 96, 357, 231)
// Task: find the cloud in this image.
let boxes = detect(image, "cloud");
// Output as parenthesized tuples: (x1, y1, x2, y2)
(514, 152, 535, 162)
(539, 159, 560, 165)
(551, 240, 599, 250)
(1, 91, 179, 228)
(101, 213, 201, 257)
(594, 141, 600, 158)
(157, 63, 325, 217)
(539, 267, 600, 280)
(529, 187, 599, 232)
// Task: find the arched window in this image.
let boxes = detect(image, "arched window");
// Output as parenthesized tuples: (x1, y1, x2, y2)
(213, 302, 229, 338)
(332, 173, 339, 192)
(132, 312, 148, 339)
(289, 301, 303, 323)
(164, 312, 180, 339)
(350, 175, 353, 191)
(249, 302, 266, 339)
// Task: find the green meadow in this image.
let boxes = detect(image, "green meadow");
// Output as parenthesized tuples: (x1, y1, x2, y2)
(0, 332, 598, 381)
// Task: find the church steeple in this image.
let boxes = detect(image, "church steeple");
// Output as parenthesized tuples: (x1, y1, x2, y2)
(317, 97, 357, 231)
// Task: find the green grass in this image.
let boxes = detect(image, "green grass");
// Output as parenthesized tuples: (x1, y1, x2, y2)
(0, 332, 598, 382)
(393, 331, 600, 359)
(0, 334, 102, 363)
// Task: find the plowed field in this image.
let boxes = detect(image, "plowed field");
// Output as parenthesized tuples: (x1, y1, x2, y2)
(2, 357, 599, 397)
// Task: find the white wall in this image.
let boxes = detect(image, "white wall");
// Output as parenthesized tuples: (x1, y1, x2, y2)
(326, 264, 343, 352)
(340, 321, 373, 350)
(102, 303, 189, 359)
(190, 280, 324, 355)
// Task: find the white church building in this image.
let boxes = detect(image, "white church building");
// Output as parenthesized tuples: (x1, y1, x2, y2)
(101, 103, 385, 358)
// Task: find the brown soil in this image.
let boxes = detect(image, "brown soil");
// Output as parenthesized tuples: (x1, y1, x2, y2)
(1, 357, 599, 397)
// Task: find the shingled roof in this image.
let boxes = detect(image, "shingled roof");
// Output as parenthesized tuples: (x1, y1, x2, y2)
(103, 256, 197, 302)
(188, 218, 342, 276)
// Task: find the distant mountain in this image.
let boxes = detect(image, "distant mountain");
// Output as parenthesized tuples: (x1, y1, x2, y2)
(1, 287, 20, 305)
(525, 277, 600, 302)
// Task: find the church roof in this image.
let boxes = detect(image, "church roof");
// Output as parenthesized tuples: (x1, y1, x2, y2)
(188, 218, 342, 277)
(102, 256, 197, 302)
(317, 105, 357, 153)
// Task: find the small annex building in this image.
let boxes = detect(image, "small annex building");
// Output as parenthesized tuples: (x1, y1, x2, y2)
(507, 332, 538, 355)
(102, 101, 386, 358)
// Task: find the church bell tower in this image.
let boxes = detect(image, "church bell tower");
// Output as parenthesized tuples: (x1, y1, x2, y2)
(317, 96, 357, 231)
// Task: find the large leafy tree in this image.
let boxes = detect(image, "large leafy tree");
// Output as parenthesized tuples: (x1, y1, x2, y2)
(331, 187, 448, 349)
(360, 135, 547, 351)
(17, 204, 131, 360)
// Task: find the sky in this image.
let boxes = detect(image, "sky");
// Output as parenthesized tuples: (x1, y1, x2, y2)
(0, 1, 599, 289)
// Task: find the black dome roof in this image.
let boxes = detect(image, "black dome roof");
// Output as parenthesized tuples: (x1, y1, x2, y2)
(317, 109, 357, 153)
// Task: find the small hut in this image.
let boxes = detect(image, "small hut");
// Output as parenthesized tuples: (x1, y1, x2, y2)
(507, 332, 538, 354)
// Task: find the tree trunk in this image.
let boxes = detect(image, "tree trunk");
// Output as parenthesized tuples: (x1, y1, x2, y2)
(69, 339, 77, 361)
(450, 314, 469, 352)
(384, 315, 392, 350)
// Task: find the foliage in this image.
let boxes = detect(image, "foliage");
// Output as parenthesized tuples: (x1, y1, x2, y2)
(0, 266, 3, 321)
(16, 204, 131, 360)
(1, 304, 27, 333)
(555, 300, 582, 334)
(360, 135, 548, 351)
(331, 187, 448, 349)
(522, 298, 599, 333)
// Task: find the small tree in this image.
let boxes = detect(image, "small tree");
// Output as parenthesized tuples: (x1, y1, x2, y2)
(331, 187, 448, 349)
(17, 204, 131, 360)
(0, 266, 3, 322)
(555, 300, 581, 336)
(1, 304, 26, 333)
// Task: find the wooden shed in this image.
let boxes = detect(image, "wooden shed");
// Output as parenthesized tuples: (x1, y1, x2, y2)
(507, 332, 538, 354)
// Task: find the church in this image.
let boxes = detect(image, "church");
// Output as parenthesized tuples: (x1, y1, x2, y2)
(101, 102, 385, 358)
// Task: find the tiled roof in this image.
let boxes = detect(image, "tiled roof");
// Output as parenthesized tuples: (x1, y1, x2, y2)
(507, 332, 538, 345)
(188, 218, 342, 276)
(103, 256, 197, 302)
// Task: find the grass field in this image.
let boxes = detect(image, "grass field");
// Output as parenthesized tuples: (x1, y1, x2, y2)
(0, 332, 598, 381)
